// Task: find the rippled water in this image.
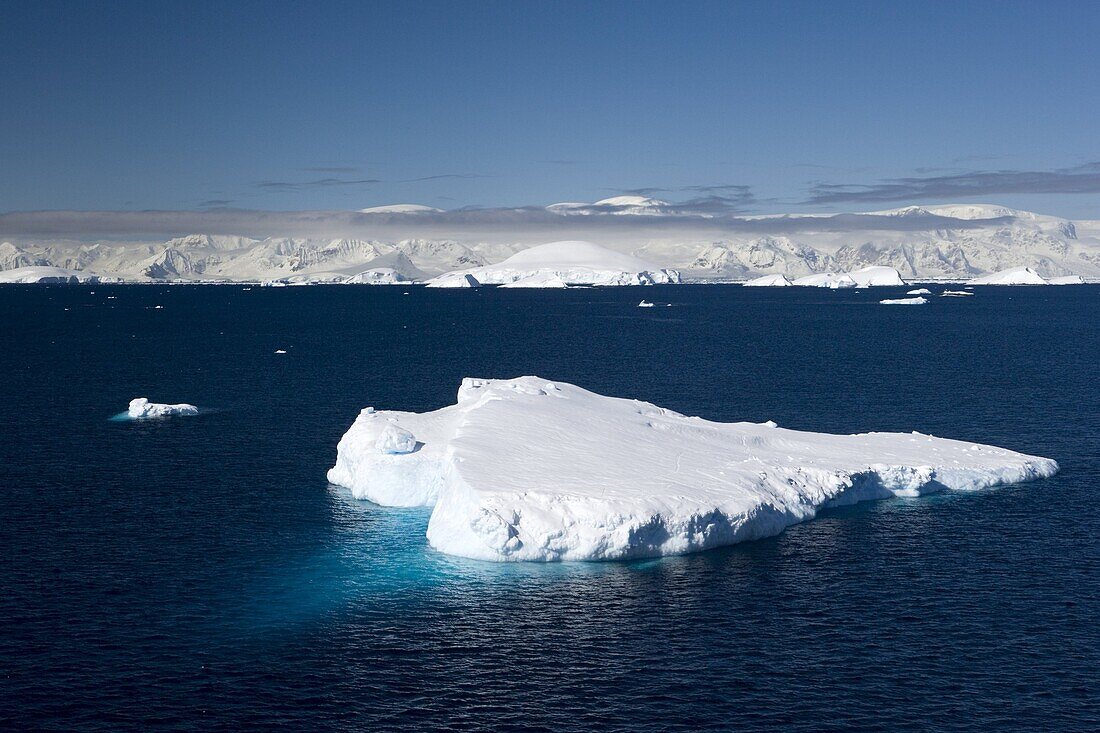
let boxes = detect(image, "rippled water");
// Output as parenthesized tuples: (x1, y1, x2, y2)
(2, 284, 1097, 730)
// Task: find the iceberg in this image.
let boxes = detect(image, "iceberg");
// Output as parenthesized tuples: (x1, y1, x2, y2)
(1047, 274, 1084, 285)
(637, 300, 655, 307)
(848, 266, 905, 287)
(328, 377, 1058, 562)
(742, 273, 792, 287)
(967, 266, 1048, 286)
(791, 272, 858, 288)
(942, 290, 975, 297)
(907, 288, 932, 295)
(425, 241, 679, 288)
(126, 398, 198, 419)
(880, 297, 928, 305)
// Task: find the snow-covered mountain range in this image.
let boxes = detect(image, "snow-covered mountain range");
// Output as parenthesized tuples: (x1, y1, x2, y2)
(2, 201, 1098, 282)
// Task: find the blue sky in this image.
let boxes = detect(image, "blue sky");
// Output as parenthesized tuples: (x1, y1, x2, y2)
(3, 0, 1100, 217)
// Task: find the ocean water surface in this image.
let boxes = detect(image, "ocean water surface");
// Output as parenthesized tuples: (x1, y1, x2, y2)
(1, 284, 1097, 731)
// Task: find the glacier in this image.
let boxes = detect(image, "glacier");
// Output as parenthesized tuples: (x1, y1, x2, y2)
(742, 273, 793, 287)
(0, 266, 98, 284)
(327, 377, 1058, 562)
(424, 241, 680, 288)
(3, 202, 1100, 284)
(967, 266, 1048, 286)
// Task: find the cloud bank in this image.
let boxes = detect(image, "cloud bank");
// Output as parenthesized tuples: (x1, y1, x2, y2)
(0, 206, 1007, 243)
(807, 162, 1100, 204)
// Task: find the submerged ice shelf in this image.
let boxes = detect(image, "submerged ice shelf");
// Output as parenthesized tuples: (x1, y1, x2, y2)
(328, 378, 1058, 562)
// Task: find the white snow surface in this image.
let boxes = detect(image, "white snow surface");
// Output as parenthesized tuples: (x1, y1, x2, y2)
(967, 266, 1048, 286)
(742, 273, 792, 287)
(126, 398, 198, 419)
(0, 266, 98, 283)
(1047, 274, 1084, 285)
(425, 272, 480, 288)
(426, 241, 679, 287)
(791, 272, 858, 288)
(880, 297, 928, 305)
(343, 267, 410, 285)
(848, 266, 906, 287)
(327, 377, 1058, 562)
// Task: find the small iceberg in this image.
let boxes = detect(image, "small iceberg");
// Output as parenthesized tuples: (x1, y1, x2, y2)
(124, 398, 198, 420)
(328, 377, 1058, 562)
(942, 290, 975, 297)
(637, 300, 655, 308)
(880, 297, 928, 305)
(907, 288, 932, 295)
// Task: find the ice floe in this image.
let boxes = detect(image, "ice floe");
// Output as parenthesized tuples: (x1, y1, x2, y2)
(880, 297, 928, 305)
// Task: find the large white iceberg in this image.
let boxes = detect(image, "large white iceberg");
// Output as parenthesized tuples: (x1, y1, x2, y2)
(742, 273, 792, 287)
(126, 398, 199, 419)
(849, 266, 906, 287)
(791, 272, 858, 288)
(425, 241, 679, 288)
(328, 377, 1057, 562)
(1047, 274, 1084, 285)
(967, 266, 1048, 286)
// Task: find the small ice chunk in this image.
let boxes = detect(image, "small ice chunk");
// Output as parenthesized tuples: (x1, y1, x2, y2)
(375, 424, 417, 454)
(127, 398, 198, 419)
(274, 349, 287, 354)
(638, 300, 655, 308)
(907, 288, 932, 295)
(880, 297, 928, 305)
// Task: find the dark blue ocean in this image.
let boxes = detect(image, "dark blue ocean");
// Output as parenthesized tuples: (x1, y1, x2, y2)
(1, 284, 1097, 731)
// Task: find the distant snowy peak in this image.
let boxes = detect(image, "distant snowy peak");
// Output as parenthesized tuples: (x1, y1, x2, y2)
(426, 240, 680, 288)
(548, 195, 671, 216)
(358, 204, 443, 214)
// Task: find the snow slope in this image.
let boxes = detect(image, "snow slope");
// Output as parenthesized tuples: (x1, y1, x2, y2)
(742, 273, 792, 287)
(343, 267, 411, 284)
(328, 377, 1057, 562)
(849, 266, 905, 287)
(0, 266, 98, 283)
(791, 272, 858, 288)
(967, 266, 1048, 285)
(426, 241, 680, 287)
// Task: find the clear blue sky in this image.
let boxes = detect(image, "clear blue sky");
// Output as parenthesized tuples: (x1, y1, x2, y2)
(3, 0, 1100, 217)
